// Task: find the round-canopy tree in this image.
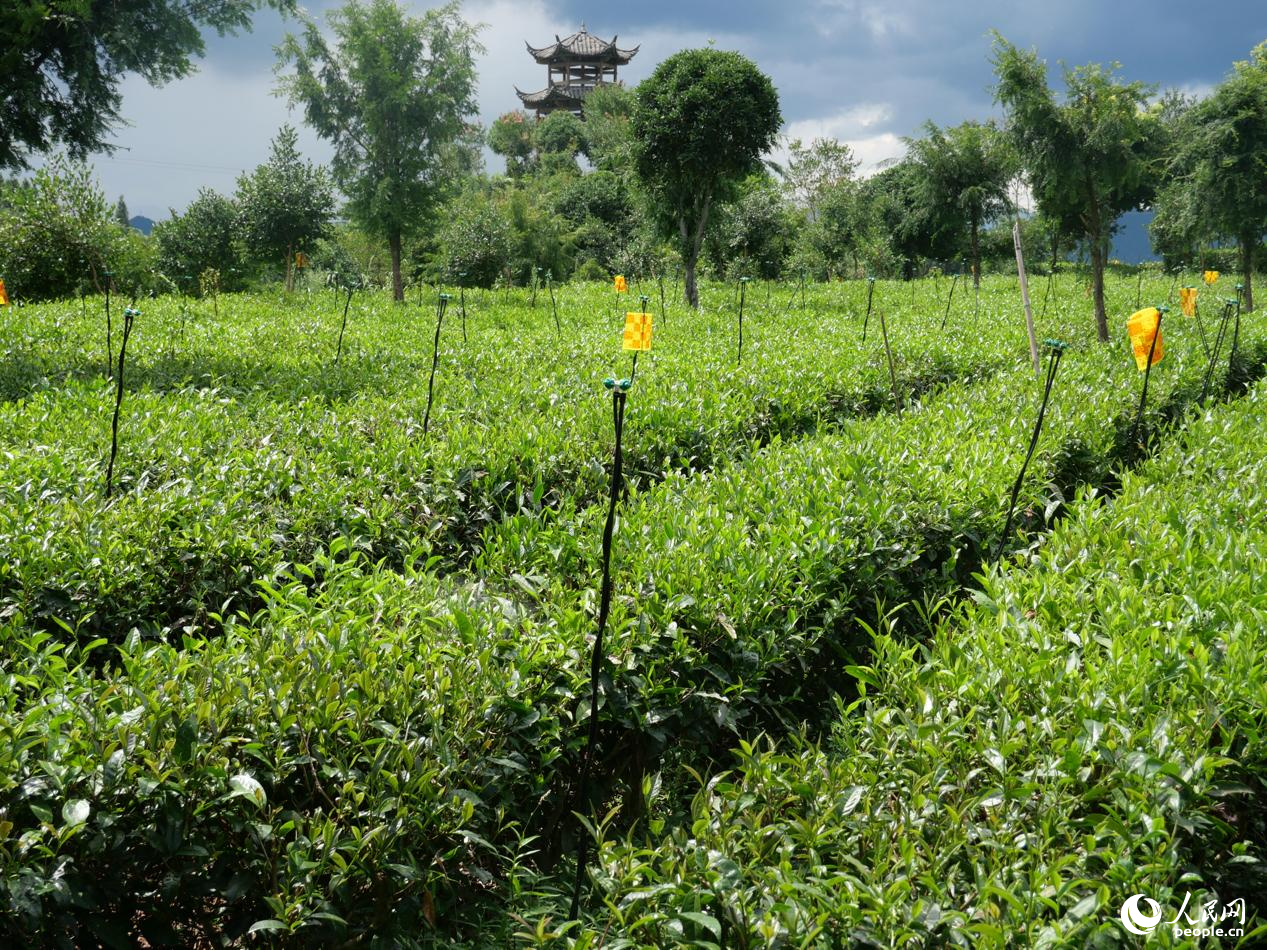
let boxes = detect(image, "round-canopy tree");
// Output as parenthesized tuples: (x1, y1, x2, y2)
(630, 49, 782, 309)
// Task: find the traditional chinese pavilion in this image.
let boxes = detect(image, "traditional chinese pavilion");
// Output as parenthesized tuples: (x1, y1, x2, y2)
(516, 25, 638, 118)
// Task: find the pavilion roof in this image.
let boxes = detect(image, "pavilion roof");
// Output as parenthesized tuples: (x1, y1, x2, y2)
(526, 27, 638, 65)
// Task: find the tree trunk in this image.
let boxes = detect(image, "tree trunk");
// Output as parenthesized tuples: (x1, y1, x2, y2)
(389, 232, 404, 302)
(970, 217, 981, 290)
(1242, 234, 1255, 312)
(678, 194, 713, 310)
(683, 250, 699, 309)
(1089, 237, 1109, 342)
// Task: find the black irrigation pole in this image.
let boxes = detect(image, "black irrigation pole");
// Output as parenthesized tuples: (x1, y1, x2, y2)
(1231, 284, 1244, 370)
(334, 285, 354, 364)
(1130, 308, 1165, 447)
(737, 277, 750, 366)
(549, 272, 561, 335)
(569, 375, 631, 921)
(657, 271, 667, 326)
(995, 340, 1066, 560)
(422, 294, 449, 437)
(940, 272, 959, 331)
(861, 277, 876, 343)
(1199, 300, 1236, 407)
(105, 304, 139, 499)
(877, 307, 900, 411)
(1135, 270, 1143, 310)
(458, 272, 469, 344)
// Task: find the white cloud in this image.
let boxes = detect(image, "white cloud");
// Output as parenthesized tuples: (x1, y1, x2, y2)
(812, 0, 915, 39)
(772, 105, 906, 175)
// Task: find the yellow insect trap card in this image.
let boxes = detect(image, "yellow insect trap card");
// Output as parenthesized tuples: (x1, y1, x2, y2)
(0, 280, 8, 306)
(622, 311, 653, 351)
(1179, 286, 1197, 317)
(1127, 307, 1164, 371)
(1203, 270, 1219, 285)
(614, 275, 628, 293)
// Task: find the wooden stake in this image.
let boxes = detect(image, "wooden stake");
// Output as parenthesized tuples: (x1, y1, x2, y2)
(1013, 219, 1040, 376)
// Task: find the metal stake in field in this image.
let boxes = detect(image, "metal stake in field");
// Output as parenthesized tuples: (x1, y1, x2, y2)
(568, 374, 630, 920)
(861, 276, 876, 343)
(548, 270, 561, 335)
(422, 294, 450, 437)
(877, 307, 901, 411)
(737, 276, 750, 366)
(334, 283, 354, 364)
(458, 272, 469, 344)
(995, 339, 1067, 560)
(1128, 306, 1165, 448)
(657, 270, 667, 326)
(105, 305, 140, 499)
(940, 272, 959, 331)
(1199, 299, 1237, 407)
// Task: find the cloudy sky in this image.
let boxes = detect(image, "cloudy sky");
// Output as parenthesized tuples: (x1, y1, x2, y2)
(85, 0, 1266, 220)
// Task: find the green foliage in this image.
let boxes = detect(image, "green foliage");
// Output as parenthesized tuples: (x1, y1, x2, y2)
(277, 0, 482, 300)
(0, 156, 130, 299)
(439, 188, 514, 286)
(0, 0, 293, 169)
(631, 48, 782, 307)
(1158, 42, 1267, 309)
(582, 83, 637, 173)
(573, 380, 1267, 945)
(0, 275, 1263, 942)
(535, 110, 588, 164)
(234, 125, 334, 290)
(154, 188, 243, 295)
(704, 174, 795, 279)
(781, 136, 858, 216)
(993, 34, 1160, 340)
(906, 119, 1016, 284)
(488, 110, 537, 178)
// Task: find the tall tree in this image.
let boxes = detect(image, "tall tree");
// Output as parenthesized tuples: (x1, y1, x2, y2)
(278, 0, 482, 301)
(781, 137, 858, 220)
(155, 188, 243, 294)
(1164, 43, 1267, 310)
(630, 48, 782, 308)
(115, 196, 131, 228)
(993, 35, 1160, 341)
(0, 0, 292, 169)
(906, 120, 1015, 287)
(488, 111, 537, 178)
(235, 125, 334, 290)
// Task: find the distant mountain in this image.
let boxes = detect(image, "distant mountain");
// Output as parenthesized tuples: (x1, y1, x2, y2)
(129, 215, 155, 236)
(1111, 209, 1157, 264)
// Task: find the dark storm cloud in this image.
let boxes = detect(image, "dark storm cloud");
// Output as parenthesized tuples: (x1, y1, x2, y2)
(79, 0, 1267, 218)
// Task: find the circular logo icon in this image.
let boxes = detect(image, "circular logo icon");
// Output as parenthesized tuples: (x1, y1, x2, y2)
(1120, 894, 1162, 935)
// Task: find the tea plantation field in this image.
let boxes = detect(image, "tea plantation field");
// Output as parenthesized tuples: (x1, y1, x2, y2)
(2, 275, 1263, 946)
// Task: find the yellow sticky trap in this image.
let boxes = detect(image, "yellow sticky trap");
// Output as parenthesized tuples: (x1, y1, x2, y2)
(0, 279, 8, 306)
(1179, 287, 1197, 317)
(1203, 270, 1219, 285)
(622, 311, 652, 351)
(295, 252, 308, 269)
(614, 275, 628, 293)
(1127, 307, 1164, 371)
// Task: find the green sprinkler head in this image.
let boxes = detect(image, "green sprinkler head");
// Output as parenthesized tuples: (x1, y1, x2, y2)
(123, 307, 141, 318)
(617, 378, 633, 392)
(1043, 338, 1069, 352)
(438, 293, 452, 301)
(602, 377, 616, 390)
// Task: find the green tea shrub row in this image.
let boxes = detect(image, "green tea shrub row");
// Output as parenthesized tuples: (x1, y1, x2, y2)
(2, 297, 1256, 942)
(0, 280, 1025, 642)
(574, 378, 1267, 947)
